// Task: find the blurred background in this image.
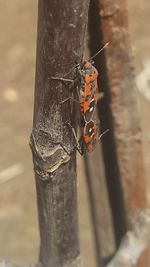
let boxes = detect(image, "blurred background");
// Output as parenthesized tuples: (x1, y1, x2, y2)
(0, 1, 150, 267)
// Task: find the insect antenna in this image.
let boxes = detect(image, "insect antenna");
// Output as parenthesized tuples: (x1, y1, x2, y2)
(98, 128, 109, 140)
(89, 42, 109, 61)
(60, 43, 109, 78)
(62, 63, 80, 78)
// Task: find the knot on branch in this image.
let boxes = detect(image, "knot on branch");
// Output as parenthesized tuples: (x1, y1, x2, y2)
(30, 131, 70, 180)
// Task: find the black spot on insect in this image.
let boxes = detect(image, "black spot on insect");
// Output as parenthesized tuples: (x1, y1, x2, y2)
(84, 99, 96, 122)
(85, 121, 95, 137)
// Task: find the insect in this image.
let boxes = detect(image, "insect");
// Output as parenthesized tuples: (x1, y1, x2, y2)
(66, 120, 109, 155)
(76, 60, 99, 123)
(52, 43, 109, 123)
(51, 43, 109, 155)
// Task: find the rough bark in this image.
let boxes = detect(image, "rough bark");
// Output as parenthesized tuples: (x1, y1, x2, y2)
(98, 0, 147, 225)
(30, 1, 90, 267)
(94, 0, 148, 265)
(87, 0, 149, 266)
(88, 0, 127, 248)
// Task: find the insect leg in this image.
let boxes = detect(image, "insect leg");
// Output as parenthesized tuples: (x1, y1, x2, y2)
(51, 77, 74, 83)
(60, 97, 80, 105)
(65, 122, 83, 155)
(51, 76, 79, 94)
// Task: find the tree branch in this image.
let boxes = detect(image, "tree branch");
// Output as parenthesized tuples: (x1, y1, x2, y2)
(30, 1, 90, 267)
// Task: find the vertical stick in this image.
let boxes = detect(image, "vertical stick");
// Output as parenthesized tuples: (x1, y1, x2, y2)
(99, 0, 147, 229)
(96, 0, 148, 265)
(88, 0, 126, 251)
(30, 1, 90, 267)
(83, 151, 104, 267)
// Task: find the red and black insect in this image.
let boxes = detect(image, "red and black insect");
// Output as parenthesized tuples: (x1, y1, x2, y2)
(65, 120, 109, 155)
(51, 43, 109, 155)
(52, 43, 109, 123)
(76, 60, 98, 123)
(76, 42, 108, 122)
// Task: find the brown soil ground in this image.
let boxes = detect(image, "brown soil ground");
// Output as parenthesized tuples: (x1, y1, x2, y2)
(0, 1, 150, 267)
